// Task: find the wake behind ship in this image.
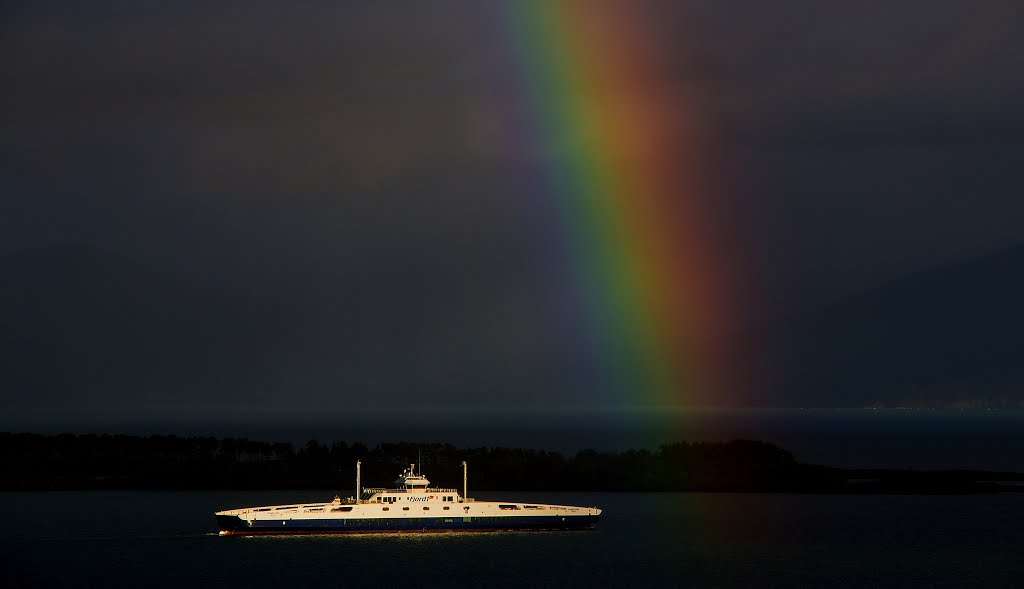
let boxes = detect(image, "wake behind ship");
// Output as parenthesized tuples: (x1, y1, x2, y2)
(215, 461, 601, 534)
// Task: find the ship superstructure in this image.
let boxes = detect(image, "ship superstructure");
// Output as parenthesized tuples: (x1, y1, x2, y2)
(215, 461, 601, 534)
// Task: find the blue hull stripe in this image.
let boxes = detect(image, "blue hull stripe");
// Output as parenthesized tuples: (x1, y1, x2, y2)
(217, 514, 598, 534)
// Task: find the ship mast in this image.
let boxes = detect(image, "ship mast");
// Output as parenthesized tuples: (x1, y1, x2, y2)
(461, 461, 467, 501)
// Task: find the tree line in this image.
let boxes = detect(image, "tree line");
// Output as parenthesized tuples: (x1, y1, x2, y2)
(2, 432, 1020, 493)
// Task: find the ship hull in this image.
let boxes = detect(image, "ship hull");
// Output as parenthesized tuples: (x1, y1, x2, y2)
(216, 513, 599, 535)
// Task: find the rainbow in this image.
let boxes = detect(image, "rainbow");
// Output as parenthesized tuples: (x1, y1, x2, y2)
(481, 1, 733, 407)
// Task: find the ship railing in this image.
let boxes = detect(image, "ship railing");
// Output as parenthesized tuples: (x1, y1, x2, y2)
(360, 487, 461, 494)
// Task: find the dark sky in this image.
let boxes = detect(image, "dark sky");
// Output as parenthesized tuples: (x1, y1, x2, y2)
(3, 0, 1024, 418)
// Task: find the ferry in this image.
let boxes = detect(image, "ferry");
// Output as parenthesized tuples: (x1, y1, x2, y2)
(214, 461, 602, 534)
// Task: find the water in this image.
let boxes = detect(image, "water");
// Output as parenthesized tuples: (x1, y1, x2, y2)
(3, 490, 1022, 587)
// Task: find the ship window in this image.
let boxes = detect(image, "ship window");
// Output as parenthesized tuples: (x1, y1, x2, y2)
(498, 505, 520, 510)
(254, 508, 271, 512)
(276, 506, 298, 510)
(403, 507, 410, 511)
(331, 506, 353, 512)
(382, 507, 389, 511)
(443, 506, 450, 510)
(423, 507, 429, 511)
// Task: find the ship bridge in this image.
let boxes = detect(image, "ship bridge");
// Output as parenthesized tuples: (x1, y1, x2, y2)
(359, 464, 462, 503)
(395, 464, 430, 490)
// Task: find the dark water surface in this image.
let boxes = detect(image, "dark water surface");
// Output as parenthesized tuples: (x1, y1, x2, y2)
(3, 490, 1022, 587)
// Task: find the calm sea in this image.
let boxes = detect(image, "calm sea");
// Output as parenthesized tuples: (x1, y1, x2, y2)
(3, 490, 1022, 587)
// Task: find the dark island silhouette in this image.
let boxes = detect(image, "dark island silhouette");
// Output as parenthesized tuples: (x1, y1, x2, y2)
(3, 433, 1022, 494)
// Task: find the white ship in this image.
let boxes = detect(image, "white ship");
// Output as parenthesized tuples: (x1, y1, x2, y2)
(215, 461, 602, 534)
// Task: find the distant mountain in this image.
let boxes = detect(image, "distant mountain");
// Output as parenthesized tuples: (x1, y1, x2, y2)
(0, 244, 291, 409)
(739, 242, 1024, 408)
(0, 243, 590, 418)
(6, 242, 1024, 414)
